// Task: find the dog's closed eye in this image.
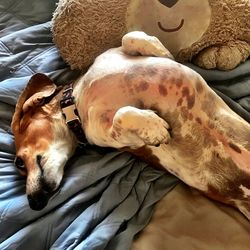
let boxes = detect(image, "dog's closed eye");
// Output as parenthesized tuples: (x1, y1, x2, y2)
(14, 156, 27, 174)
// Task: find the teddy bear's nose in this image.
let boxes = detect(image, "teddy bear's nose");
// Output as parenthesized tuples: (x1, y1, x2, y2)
(158, 0, 179, 8)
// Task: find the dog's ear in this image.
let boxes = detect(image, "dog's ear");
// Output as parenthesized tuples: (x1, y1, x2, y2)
(21, 73, 58, 113)
(11, 73, 58, 134)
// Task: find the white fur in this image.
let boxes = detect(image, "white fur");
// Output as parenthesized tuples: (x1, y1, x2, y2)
(86, 106, 170, 149)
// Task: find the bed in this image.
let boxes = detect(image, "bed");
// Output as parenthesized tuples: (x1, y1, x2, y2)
(0, 1, 249, 250)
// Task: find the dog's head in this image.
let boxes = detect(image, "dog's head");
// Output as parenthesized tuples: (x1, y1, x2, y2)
(11, 74, 77, 210)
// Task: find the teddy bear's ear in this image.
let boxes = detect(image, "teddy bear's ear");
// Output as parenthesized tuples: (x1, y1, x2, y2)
(11, 73, 57, 134)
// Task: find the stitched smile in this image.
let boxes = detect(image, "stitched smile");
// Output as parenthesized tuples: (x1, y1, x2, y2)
(157, 19, 184, 32)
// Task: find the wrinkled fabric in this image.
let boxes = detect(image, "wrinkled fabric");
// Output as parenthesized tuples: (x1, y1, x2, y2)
(132, 183, 250, 250)
(0, 1, 179, 250)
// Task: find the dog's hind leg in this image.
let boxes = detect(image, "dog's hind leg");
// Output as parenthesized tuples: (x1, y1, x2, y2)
(107, 106, 171, 149)
(122, 31, 174, 59)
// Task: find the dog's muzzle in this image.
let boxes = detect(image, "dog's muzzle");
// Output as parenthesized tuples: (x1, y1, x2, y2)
(27, 191, 49, 211)
(27, 179, 60, 211)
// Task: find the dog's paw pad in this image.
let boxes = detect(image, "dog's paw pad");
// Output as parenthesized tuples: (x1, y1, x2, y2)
(136, 118, 171, 146)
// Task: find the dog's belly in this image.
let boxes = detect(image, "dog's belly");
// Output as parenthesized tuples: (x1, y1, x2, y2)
(81, 56, 209, 116)
(82, 65, 250, 188)
(76, 47, 250, 197)
(79, 48, 237, 121)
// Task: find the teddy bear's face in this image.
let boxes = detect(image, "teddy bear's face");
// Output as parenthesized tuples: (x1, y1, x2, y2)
(126, 0, 211, 56)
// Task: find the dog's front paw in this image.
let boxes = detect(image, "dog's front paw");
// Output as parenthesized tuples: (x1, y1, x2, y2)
(135, 113, 171, 146)
(112, 106, 171, 148)
(122, 31, 174, 59)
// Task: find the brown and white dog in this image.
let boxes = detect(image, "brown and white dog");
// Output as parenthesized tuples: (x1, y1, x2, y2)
(12, 32, 250, 218)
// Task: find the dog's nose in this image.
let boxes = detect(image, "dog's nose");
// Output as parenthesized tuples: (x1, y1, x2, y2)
(27, 192, 49, 211)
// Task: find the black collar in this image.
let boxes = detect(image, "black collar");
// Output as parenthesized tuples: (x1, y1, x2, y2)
(60, 84, 88, 147)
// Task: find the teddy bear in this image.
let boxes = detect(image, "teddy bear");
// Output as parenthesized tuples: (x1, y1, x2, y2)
(51, 0, 250, 71)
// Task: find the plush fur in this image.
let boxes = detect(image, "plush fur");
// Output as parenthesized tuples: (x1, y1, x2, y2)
(52, 0, 250, 70)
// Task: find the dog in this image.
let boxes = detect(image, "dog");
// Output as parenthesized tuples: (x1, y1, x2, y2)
(11, 31, 250, 219)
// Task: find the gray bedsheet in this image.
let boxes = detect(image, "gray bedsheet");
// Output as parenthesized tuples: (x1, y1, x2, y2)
(0, 1, 179, 250)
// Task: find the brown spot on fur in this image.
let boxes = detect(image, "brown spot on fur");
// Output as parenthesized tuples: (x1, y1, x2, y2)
(164, 110, 218, 160)
(177, 98, 183, 107)
(202, 127, 218, 146)
(135, 81, 149, 92)
(158, 84, 168, 96)
(136, 100, 145, 109)
(229, 142, 242, 153)
(171, 132, 204, 160)
(116, 126, 122, 134)
(111, 131, 117, 139)
(196, 117, 202, 124)
(111, 125, 122, 139)
(206, 151, 250, 204)
(180, 106, 189, 121)
(188, 113, 193, 120)
(150, 103, 160, 112)
(182, 86, 189, 97)
(182, 86, 195, 109)
(196, 80, 204, 93)
(162, 111, 202, 159)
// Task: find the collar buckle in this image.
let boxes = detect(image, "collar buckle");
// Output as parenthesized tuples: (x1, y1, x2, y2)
(60, 84, 88, 147)
(61, 104, 80, 124)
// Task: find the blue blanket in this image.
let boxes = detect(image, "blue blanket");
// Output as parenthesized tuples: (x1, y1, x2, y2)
(0, 1, 179, 249)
